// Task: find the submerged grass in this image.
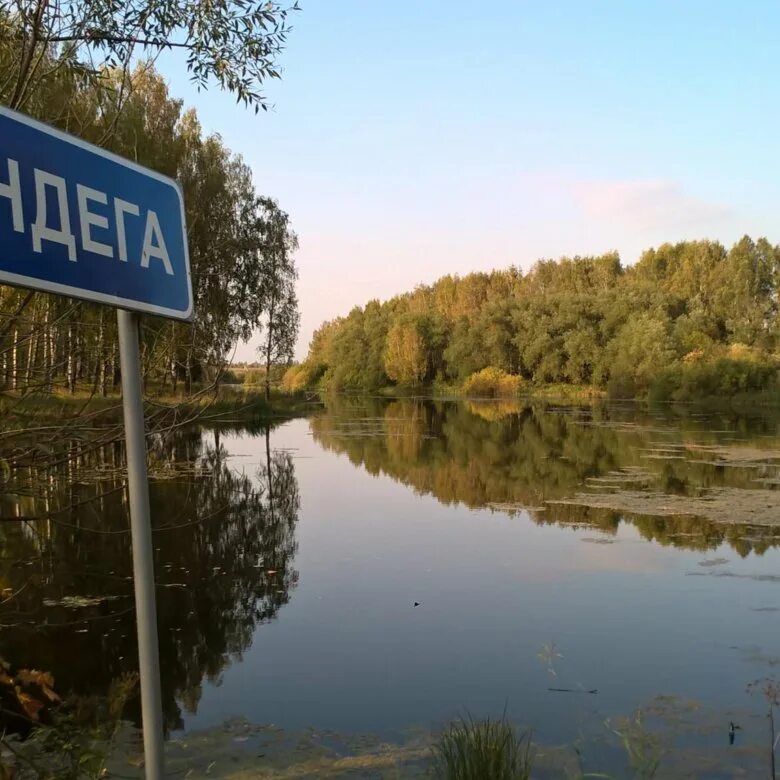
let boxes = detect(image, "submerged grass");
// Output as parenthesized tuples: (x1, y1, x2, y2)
(609, 711, 664, 779)
(431, 714, 533, 780)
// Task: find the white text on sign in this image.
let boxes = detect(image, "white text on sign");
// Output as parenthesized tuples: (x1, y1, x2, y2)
(0, 158, 174, 275)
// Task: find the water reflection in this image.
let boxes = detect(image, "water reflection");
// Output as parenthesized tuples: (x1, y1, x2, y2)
(1, 398, 779, 763)
(311, 397, 780, 555)
(0, 426, 300, 731)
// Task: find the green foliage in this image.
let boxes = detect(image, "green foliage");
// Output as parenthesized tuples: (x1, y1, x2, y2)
(384, 316, 432, 386)
(648, 358, 779, 404)
(303, 237, 780, 399)
(255, 197, 300, 399)
(431, 715, 533, 780)
(607, 372, 637, 400)
(242, 368, 266, 386)
(461, 367, 523, 398)
(0, 15, 300, 403)
(1, 0, 297, 114)
(220, 369, 243, 384)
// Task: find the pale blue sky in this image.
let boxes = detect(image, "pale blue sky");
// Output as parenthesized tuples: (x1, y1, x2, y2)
(162, 1, 780, 360)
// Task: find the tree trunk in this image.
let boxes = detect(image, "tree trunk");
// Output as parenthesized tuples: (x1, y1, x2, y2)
(25, 319, 36, 388)
(75, 327, 83, 384)
(169, 323, 177, 392)
(98, 310, 108, 397)
(185, 355, 192, 395)
(185, 334, 195, 395)
(265, 346, 271, 400)
(265, 299, 275, 401)
(43, 300, 52, 393)
(109, 343, 117, 391)
(67, 322, 75, 394)
(0, 290, 34, 389)
(7, 328, 16, 390)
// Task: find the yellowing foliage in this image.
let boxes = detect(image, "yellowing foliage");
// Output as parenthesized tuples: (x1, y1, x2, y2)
(384, 321, 427, 385)
(461, 367, 523, 398)
(281, 364, 310, 393)
(726, 343, 764, 362)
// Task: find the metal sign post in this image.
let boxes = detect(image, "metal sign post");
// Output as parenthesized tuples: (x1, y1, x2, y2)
(117, 309, 165, 779)
(0, 105, 193, 780)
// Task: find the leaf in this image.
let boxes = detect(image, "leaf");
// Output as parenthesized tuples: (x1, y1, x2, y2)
(16, 689, 44, 721)
(17, 669, 60, 703)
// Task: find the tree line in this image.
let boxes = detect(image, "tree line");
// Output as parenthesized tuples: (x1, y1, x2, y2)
(0, 5, 299, 401)
(289, 237, 780, 400)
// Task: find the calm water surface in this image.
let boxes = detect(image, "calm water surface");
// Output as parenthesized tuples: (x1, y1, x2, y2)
(2, 398, 780, 774)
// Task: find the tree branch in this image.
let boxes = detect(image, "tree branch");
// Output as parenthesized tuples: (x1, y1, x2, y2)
(48, 33, 193, 48)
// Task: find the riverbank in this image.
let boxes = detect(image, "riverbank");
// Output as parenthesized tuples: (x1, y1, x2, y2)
(315, 382, 780, 412)
(0, 387, 321, 429)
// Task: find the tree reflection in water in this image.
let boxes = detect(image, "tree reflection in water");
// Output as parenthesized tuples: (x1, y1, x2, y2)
(310, 397, 780, 557)
(0, 424, 300, 731)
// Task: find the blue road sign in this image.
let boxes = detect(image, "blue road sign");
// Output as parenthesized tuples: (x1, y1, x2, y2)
(0, 106, 192, 320)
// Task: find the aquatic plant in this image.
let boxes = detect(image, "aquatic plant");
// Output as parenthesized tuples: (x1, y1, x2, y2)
(607, 710, 664, 779)
(431, 714, 533, 780)
(538, 640, 564, 679)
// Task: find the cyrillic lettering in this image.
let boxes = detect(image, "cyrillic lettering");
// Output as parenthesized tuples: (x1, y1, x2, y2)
(0, 158, 23, 233)
(76, 185, 112, 258)
(140, 209, 173, 276)
(32, 169, 76, 262)
(114, 198, 139, 263)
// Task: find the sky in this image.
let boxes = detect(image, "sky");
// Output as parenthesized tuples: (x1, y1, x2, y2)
(162, 1, 780, 361)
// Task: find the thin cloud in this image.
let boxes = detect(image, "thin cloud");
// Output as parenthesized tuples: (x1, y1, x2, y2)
(573, 179, 733, 234)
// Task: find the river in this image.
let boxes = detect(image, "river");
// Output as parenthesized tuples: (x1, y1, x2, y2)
(2, 398, 779, 777)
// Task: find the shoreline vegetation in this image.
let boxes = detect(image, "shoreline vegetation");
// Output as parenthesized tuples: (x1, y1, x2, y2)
(3, 694, 773, 778)
(282, 236, 780, 406)
(0, 387, 319, 430)
(6, 374, 780, 431)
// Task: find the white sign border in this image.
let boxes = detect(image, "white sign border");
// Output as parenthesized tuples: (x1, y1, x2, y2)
(0, 105, 193, 321)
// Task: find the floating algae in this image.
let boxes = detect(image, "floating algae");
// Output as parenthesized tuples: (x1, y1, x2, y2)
(697, 557, 729, 567)
(683, 443, 780, 465)
(547, 487, 780, 526)
(585, 469, 655, 487)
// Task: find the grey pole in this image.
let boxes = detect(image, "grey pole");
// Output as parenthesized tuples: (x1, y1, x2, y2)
(117, 308, 165, 780)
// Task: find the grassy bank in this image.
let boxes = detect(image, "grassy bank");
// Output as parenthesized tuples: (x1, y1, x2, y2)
(0, 387, 320, 430)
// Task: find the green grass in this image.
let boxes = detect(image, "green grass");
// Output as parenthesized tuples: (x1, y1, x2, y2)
(431, 715, 533, 780)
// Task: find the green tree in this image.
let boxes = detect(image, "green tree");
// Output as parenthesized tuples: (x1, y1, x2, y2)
(3, 0, 298, 113)
(256, 198, 300, 399)
(298, 237, 780, 398)
(384, 317, 428, 385)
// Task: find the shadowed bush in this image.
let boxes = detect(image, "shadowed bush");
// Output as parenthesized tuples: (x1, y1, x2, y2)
(431, 715, 533, 780)
(648, 357, 779, 403)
